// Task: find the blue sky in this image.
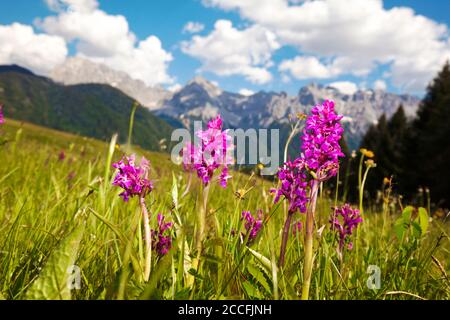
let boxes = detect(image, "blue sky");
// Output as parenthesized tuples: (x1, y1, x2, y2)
(0, 0, 449, 96)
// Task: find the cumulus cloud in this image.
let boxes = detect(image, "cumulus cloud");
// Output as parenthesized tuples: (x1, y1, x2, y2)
(279, 56, 334, 79)
(278, 55, 373, 80)
(239, 88, 255, 96)
(37, 0, 173, 86)
(373, 79, 387, 91)
(204, 0, 450, 92)
(168, 83, 182, 92)
(183, 21, 205, 34)
(181, 20, 280, 84)
(0, 23, 67, 75)
(328, 81, 358, 95)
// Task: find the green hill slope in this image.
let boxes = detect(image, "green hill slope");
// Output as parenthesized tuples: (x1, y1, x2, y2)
(0, 65, 173, 151)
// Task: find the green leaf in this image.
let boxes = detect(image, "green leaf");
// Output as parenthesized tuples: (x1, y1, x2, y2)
(104, 133, 118, 185)
(203, 253, 223, 265)
(394, 217, 406, 240)
(417, 207, 429, 236)
(51, 174, 61, 201)
(89, 208, 141, 278)
(411, 221, 422, 238)
(89, 208, 126, 242)
(242, 281, 259, 299)
(187, 268, 204, 280)
(25, 223, 85, 300)
(402, 206, 414, 224)
(171, 173, 178, 209)
(0, 167, 19, 185)
(247, 263, 271, 294)
(140, 253, 173, 300)
(246, 247, 274, 274)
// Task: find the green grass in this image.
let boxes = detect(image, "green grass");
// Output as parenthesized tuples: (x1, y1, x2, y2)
(0, 119, 448, 300)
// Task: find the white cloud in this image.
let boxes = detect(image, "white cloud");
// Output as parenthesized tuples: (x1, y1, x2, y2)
(37, 0, 173, 86)
(278, 55, 372, 80)
(204, 0, 450, 92)
(168, 83, 182, 92)
(0, 23, 67, 75)
(181, 19, 280, 84)
(373, 79, 387, 91)
(239, 88, 255, 96)
(328, 81, 358, 95)
(279, 56, 334, 79)
(183, 21, 205, 34)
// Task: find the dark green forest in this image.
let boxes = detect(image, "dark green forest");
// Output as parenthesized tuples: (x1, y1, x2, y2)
(359, 62, 450, 209)
(0, 65, 173, 151)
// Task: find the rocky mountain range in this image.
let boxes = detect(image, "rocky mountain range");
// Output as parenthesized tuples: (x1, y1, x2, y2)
(50, 58, 421, 150)
(155, 77, 420, 149)
(51, 57, 172, 109)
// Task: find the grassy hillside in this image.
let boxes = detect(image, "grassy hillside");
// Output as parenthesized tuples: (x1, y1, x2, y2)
(0, 119, 448, 300)
(0, 65, 173, 151)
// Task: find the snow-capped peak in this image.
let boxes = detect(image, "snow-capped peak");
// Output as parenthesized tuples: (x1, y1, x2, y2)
(187, 76, 223, 97)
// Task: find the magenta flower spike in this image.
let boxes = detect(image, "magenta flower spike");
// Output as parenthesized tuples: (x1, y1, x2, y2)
(151, 213, 174, 256)
(58, 151, 66, 161)
(181, 142, 196, 172)
(112, 154, 153, 202)
(301, 99, 344, 181)
(241, 210, 264, 244)
(182, 115, 234, 188)
(273, 100, 344, 213)
(271, 157, 308, 268)
(271, 99, 344, 300)
(301, 100, 344, 299)
(330, 204, 363, 252)
(112, 154, 155, 281)
(181, 115, 234, 286)
(0, 104, 4, 125)
(272, 158, 309, 214)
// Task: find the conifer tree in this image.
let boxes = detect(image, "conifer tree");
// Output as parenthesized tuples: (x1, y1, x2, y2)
(387, 105, 408, 190)
(359, 106, 409, 198)
(406, 62, 450, 207)
(360, 114, 390, 197)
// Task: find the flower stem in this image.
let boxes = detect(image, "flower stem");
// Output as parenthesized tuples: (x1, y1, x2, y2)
(284, 119, 301, 164)
(279, 212, 293, 267)
(181, 172, 192, 199)
(360, 165, 371, 214)
(356, 164, 370, 264)
(140, 196, 152, 282)
(127, 102, 138, 150)
(190, 184, 210, 287)
(302, 180, 319, 300)
(334, 169, 340, 208)
(358, 154, 365, 214)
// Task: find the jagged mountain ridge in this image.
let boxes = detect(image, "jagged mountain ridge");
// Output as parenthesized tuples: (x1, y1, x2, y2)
(156, 78, 420, 149)
(48, 58, 420, 149)
(51, 57, 172, 109)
